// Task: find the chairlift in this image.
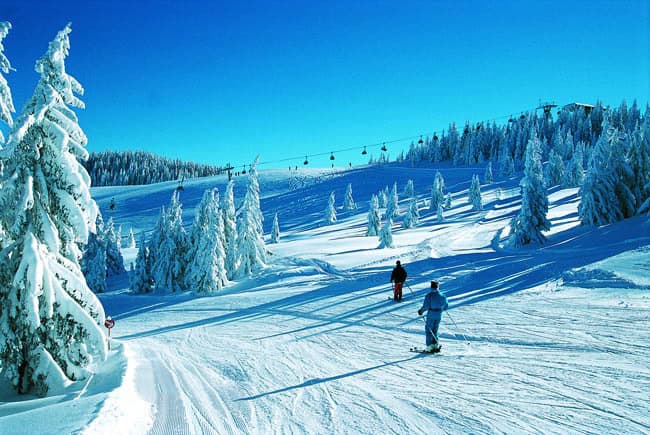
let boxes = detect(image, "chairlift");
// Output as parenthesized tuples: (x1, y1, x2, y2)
(476, 123, 482, 131)
(304, 156, 309, 165)
(381, 143, 387, 152)
(508, 115, 515, 123)
(241, 165, 247, 175)
(519, 114, 526, 120)
(330, 152, 335, 161)
(109, 197, 115, 211)
(433, 133, 439, 141)
(418, 135, 424, 145)
(362, 146, 367, 155)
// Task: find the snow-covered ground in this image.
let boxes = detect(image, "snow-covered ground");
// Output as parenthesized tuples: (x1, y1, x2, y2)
(1, 164, 649, 434)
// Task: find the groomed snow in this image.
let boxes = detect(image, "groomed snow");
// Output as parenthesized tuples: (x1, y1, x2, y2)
(1, 163, 649, 434)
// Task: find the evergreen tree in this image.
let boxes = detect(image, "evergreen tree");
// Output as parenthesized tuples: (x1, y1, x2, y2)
(444, 193, 452, 209)
(186, 189, 228, 292)
(385, 182, 399, 219)
(81, 216, 107, 294)
(484, 162, 493, 184)
(104, 217, 125, 277)
(500, 155, 515, 177)
(325, 191, 337, 224)
(469, 174, 483, 211)
(510, 133, 550, 246)
(270, 212, 280, 244)
(430, 171, 445, 211)
(403, 179, 414, 198)
(378, 217, 394, 248)
(0, 21, 15, 144)
(222, 180, 237, 279)
(366, 194, 381, 236)
(402, 197, 419, 228)
(377, 187, 387, 208)
(235, 158, 266, 277)
(343, 183, 357, 210)
(545, 149, 565, 186)
(563, 142, 585, 188)
(579, 123, 634, 225)
(436, 203, 445, 223)
(127, 227, 136, 248)
(151, 192, 189, 292)
(131, 233, 153, 294)
(0, 25, 106, 396)
(628, 118, 650, 212)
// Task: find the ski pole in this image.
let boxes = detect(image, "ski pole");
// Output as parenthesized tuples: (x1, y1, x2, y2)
(446, 311, 470, 345)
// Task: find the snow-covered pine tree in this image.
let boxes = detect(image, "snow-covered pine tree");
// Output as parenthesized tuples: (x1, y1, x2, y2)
(115, 224, 122, 249)
(444, 192, 452, 209)
(104, 217, 125, 277)
(270, 212, 280, 244)
(81, 216, 107, 294)
(325, 191, 337, 224)
(377, 187, 387, 208)
(545, 149, 565, 186)
(500, 154, 515, 177)
(510, 133, 550, 246)
(403, 179, 414, 198)
(185, 189, 228, 292)
(378, 217, 394, 248)
(151, 191, 189, 292)
(385, 182, 399, 219)
(437, 203, 444, 223)
(222, 179, 237, 279)
(235, 158, 266, 277)
(469, 174, 483, 211)
(131, 233, 153, 294)
(127, 227, 136, 248)
(0, 21, 15, 144)
(579, 123, 633, 225)
(0, 25, 106, 396)
(402, 197, 419, 228)
(562, 142, 584, 187)
(430, 171, 445, 211)
(628, 117, 650, 213)
(484, 161, 493, 184)
(366, 194, 381, 236)
(343, 183, 357, 211)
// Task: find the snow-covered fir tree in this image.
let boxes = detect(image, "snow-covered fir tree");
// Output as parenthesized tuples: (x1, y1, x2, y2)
(385, 182, 399, 219)
(222, 179, 237, 279)
(343, 183, 357, 211)
(185, 189, 228, 292)
(151, 191, 189, 292)
(127, 227, 136, 248)
(468, 175, 483, 211)
(0, 21, 15, 144)
(270, 212, 280, 244)
(377, 187, 387, 208)
(402, 197, 419, 228)
(484, 162, 493, 184)
(325, 191, 337, 224)
(510, 133, 550, 246)
(579, 122, 635, 225)
(131, 233, 153, 294)
(104, 217, 125, 277)
(500, 155, 515, 177)
(0, 25, 106, 396)
(430, 171, 445, 211)
(545, 149, 565, 186)
(437, 203, 445, 223)
(445, 192, 452, 209)
(563, 142, 584, 188)
(403, 179, 414, 198)
(366, 194, 381, 236)
(378, 217, 394, 248)
(628, 117, 650, 213)
(115, 224, 123, 249)
(81, 216, 107, 294)
(235, 158, 266, 277)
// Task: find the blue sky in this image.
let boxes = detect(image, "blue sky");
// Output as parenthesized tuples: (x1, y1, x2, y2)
(1, 0, 648, 168)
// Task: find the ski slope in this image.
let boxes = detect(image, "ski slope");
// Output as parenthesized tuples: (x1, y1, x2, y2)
(1, 164, 649, 434)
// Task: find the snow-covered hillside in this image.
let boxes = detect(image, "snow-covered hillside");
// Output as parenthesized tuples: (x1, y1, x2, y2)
(2, 164, 649, 434)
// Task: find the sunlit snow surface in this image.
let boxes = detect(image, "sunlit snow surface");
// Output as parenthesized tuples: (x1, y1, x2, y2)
(1, 164, 649, 434)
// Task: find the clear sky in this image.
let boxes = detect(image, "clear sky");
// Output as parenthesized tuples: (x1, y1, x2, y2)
(1, 0, 648, 168)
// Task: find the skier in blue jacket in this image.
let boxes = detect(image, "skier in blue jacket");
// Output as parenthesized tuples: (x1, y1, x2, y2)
(417, 281, 449, 352)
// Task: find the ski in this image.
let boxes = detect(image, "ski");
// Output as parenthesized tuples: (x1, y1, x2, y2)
(387, 296, 404, 302)
(409, 346, 441, 354)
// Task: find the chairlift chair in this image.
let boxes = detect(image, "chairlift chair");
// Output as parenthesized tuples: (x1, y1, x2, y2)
(362, 146, 367, 155)
(304, 156, 309, 165)
(381, 143, 387, 152)
(418, 135, 424, 145)
(330, 152, 335, 161)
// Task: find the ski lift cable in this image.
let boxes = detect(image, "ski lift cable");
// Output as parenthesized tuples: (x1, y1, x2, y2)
(246, 103, 543, 169)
